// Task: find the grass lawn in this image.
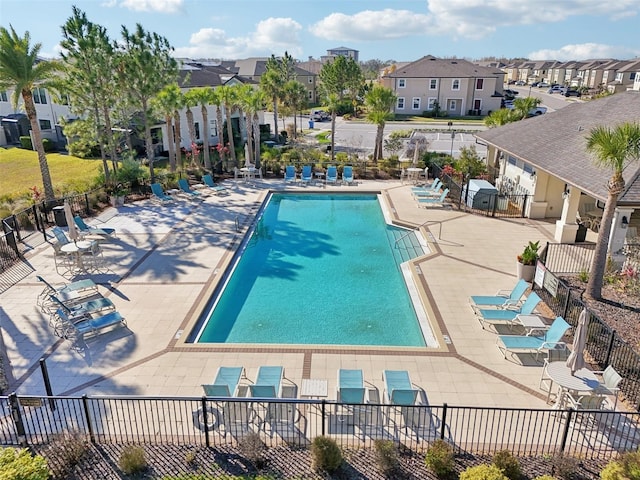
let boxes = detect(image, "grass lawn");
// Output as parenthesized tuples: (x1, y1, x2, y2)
(0, 147, 102, 200)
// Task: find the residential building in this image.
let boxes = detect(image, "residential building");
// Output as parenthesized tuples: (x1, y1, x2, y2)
(606, 59, 640, 93)
(322, 46, 359, 62)
(381, 55, 505, 117)
(475, 90, 640, 261)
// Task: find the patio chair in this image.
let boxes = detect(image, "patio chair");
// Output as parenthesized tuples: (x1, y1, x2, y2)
(496, 316, 571, 361)
(593, 365, 623, 409)
(326, 166, 338, 185)
(469, 278, 530, 312)
(50, 294, 115, 319)
(221, 401, 255, 439)
(202, 174, 229, 195)
(151, 183, 174, 203)
(337, 369, 366, 404)
(342, 165, 354, 185)
(202, 366, 246, 397)
(383, 370, 418, 405)
(416, 188, 449, 207)
(52, 226, 71, 246)
(37, 276, 99, 309)
(249, 366, 284, 398)
(300, 165, 313, 184)
(539, 345, 570, 402)
(74, 215, 116, 239)
(565, 391, 608, 426)
(80, 240, 106, 272)
(178, 178, 203, 200)
(411, 178, 441, 193)
(55, 308, 127, 341)
(476, 291, 541, 330)
(284, 165, 296, 183)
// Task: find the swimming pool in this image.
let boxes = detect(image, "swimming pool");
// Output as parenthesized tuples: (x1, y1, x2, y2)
(190, 193, 431, 346)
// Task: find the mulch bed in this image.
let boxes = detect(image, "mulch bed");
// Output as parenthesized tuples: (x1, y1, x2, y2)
(35, 442, 607, 479)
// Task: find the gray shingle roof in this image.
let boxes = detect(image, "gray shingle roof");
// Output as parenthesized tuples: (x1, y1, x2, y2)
(475, 91, 640, 205)
(389, 55, 503, 78)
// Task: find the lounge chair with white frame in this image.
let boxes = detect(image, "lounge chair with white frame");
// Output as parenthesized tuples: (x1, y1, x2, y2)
(74, 215, 116, 239)
(326, 165, 338, 185)
(300, 165, 313, 184)
(342, 165, 354, 185)
(202, 366, 246, 397)
(496, 316, 571, 361)
(469, 278, 530, 313)
(284, 165, 297, 183)
(475, 291, 541, 330)
(178, 178, 203, 200)
(151, 183, 174, 203)
(202, 174, 229, 195)
(416, 188, 449, 207)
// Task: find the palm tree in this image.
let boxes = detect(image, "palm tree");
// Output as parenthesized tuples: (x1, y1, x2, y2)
(218, 84, 238, 165)
(191, 87, 215, 171)
(237, 85, 264, 166)
(281, 80, 307, 139)
(183, 89, 198, 159)
(260, 69, 281, 142)
(0, 26, 60, 201)
(511, 96, 541, 120)
(585, 122, 640, 300)
(210, 87, 227, 169)
(365, 85, 396, 163)
(484, 108, 515, 128)
(173, 91, 185, 172)
(153, 83, 181, 172)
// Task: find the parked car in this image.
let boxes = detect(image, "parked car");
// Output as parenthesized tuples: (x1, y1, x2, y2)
(310, 110, 330, 121)
(515, 80, 526, 86)
(528, 106, 547, 116)
(537, 82, 550, 88)
(547, 85, 565, 94)
(504, 89, 519, 96)
(531, 82, 540, 87)
(564, 89, 581, 97)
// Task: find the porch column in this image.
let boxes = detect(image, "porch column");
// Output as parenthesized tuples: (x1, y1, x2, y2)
(554, 187, 580, 243)
(610, 207, 635, 264)
(528, 170, 549, 219)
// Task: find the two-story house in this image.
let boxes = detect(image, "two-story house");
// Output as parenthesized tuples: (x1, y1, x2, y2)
(381, 55, 505, 117)
(606, 59, 640, 93)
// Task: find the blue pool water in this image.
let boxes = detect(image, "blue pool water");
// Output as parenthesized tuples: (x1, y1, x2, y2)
(192, 193, 426, 346)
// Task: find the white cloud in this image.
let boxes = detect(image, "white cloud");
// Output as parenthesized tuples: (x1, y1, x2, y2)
(529, 43, 640, 61)
(309, 10, 433, 41)
(112, 0, 184, 13)
(309, 1, 640, 42)
(174, 17, 303, 59)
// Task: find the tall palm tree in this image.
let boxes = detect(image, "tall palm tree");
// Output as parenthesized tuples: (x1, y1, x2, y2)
(173, 91, 185, 171)
(281, 80, 307, 139)
(585, 122, 640, 300)
(260, 69, 282, 142)
(237, 85, 265, 166)
(153, 83, 181, 172)
(183, 89, 199, 156)
(365, 85, 396, 163)
(0, 26, 60, 201)
(512, 96, 541, 120)
(484, 108, 515, 128)
(218, 84, 238, 165)
(191, 87, 215, 171)
(210, 87, 227, 169)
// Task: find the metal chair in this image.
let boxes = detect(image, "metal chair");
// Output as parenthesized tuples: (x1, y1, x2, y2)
(539, 346, 570, 403)
(594, 365, 623, 409)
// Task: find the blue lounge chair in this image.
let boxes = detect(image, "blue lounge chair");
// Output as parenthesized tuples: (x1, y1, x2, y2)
(51, 226, 70, 245)
(476, 291, 541, 329)
(178, 178, 203, 199)
(412, 179, 442, 195)
(249, 366, 284, 398)
(383, 370, 418, 405)
(469, 279, 530, 312)
(151, 183, 174, 203)
(284, 165, 296, 183)
(326, 165, 338, 185)
(301, 165, 312, 184)
(202, 174, 229, 195)
(50, 294, 115, 318)
(202, 366, 245, 397)
(37, 276, 99, 312)
(338, 369, 366, 404)
(342, 165, 354, 185)
(55, 308, 126, 340)
(417, 188, 449, 206)
(74, 215, 116, 239)
(496, 316, 571, 361)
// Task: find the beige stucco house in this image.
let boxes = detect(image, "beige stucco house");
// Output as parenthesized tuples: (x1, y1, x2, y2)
(381, 56, 506, 117)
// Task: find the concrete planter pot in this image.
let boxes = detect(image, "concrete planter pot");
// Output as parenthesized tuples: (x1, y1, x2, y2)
(110, 195, 125, 207)
(516, 261, 536, 282)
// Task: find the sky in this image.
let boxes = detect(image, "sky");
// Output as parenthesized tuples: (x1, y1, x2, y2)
(1, 0, 640, 63)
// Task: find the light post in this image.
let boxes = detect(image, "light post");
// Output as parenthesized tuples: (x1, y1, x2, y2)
(450, 130, 456, 158)
(528, 85, 532, 98)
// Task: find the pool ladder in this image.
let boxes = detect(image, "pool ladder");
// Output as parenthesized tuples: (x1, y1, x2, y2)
(394, 219, 443, 246)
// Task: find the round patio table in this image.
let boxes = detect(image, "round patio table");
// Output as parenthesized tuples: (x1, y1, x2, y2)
(546, 362, 600, 409)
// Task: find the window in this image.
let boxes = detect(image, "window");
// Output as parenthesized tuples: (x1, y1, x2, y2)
(209, 119, 217, 137)
(398, 79, 406, 88)
(429, 79, 437, 90)
(60, 94, 71, 106)
(475, 79, 484, 90)
(452, 79, 460, 90)
(308, 90, 313, 100)
(0, 91, 7, 102)
(396, 97, 405, 109)
(412, 97, 421, 110)
(194, 122, 200, 140)
(449, 100, 457, 111)
(523, 163, 534, 174)
(33, 88, 47, 104)
(39, 119, 52, 130)
(308, 77, 313, 83)
(427, 98, 437, 110)
(507, 155, 517, 166)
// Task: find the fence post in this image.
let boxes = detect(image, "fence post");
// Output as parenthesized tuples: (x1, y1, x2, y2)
(521, 194, 528, 217)
(562, 286, 572, 320)
(201, 396, 210, 448)
(559, 409, 574, 454)
(440, 403, 448, 440)
(39, 358, 55, 411)
(605, 331, 616, 367)
(82, 395, 95, 444)
(321, 400, 326, 437)
(8, 393, 27, 447)
(84, 193, 91, 215)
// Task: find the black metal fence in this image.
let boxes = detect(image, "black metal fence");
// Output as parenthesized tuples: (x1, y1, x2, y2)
(533, 268, 640, 411)
(1, 394, 639, 459)
(431, 165, 529, 219)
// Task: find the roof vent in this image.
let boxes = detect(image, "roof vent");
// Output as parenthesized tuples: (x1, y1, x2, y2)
(577, 125, 584, 131)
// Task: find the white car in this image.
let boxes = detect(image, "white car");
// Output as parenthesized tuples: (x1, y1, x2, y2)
(547, 86, 565, 94)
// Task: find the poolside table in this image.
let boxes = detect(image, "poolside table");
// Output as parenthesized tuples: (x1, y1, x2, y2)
(301, 379, 328, 398)
(513, 314, 549, 335)
(546, 362, 600, 409)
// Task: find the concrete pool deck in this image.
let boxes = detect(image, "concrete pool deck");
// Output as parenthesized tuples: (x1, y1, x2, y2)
(0, 177, 603, 409)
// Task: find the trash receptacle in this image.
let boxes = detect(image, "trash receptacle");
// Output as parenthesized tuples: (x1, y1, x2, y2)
(52, 206, 67, 227)
(308, 120, 314, 129)
(576, 223, 588, 242)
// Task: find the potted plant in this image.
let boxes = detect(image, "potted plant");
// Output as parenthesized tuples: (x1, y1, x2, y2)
(516, 241, 540, 281)
(109, 184, 127, 207)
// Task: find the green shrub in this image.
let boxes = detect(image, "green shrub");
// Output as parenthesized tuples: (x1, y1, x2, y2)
(374, 439, 399, 475)
(601, 452, 640, 480)
(19, 136, 32, 150)
(460, 464, 509, 480)
(492, 450, 522, 479)
(311, 436, 342, 473)
(0, 447, 49, 480)
(238, 431, 266, 468)
(42, 138, 56, 152)
(45, 431, 89, 479)
(551, 454, 578, 480)
(118, 445, 147, 475)
(425, 439, 455, 478)
(534, 476, 557, 480)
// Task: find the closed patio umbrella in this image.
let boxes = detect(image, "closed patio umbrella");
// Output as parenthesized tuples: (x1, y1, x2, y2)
(63, 200, 79, 243)
(566, 308, 588, 374)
